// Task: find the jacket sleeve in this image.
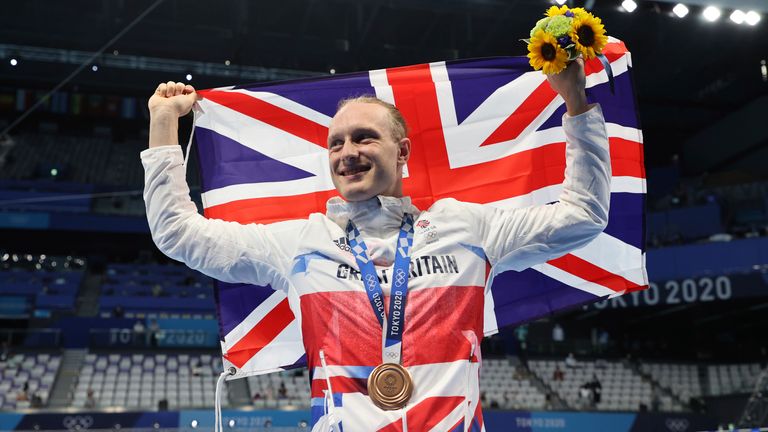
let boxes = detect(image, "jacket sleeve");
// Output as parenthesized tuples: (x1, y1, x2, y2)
(141, 146, 305, 291)
(443, 103, 611, 272)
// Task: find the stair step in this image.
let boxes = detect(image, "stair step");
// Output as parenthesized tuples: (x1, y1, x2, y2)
(48, 349, 87, 408)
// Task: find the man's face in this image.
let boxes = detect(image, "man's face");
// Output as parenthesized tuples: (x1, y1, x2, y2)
(327, 102, 410, 202)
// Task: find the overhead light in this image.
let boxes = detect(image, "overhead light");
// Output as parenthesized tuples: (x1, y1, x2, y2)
(91, 65, 99, 72)
(621, 0, 637, 13)
(745, 11, 761, 26)
(761, 60, 767, 82)
(329, 68, 336, 75)
(703, 6, 721, 22)
(555, 0, 567, 5)
(185, 73, 193, 81)
(672, 3, 689, 18)
(224, 60, 231, 66)
(730, 10, 745, 24)
(10, 58, 18, 66)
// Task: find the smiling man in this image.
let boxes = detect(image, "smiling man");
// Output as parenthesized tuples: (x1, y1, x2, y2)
(142, 58, 610, 431)
(328, 97, 410, 202)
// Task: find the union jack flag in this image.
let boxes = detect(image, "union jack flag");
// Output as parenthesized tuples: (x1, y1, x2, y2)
(194, 37, 647, 378)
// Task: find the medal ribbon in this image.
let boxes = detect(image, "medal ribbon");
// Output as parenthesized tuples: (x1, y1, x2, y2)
(346, 214, 415, 365)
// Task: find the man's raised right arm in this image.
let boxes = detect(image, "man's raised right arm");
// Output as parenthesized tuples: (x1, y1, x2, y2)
(143, 82, 303, 290)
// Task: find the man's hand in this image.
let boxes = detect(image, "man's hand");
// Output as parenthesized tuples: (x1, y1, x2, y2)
(546, 58, 591, 117)
(147, 81, 198, 149)
(148, 81, 198, 118)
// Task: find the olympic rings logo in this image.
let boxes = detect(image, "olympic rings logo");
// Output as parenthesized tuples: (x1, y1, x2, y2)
(665, 418, 690, 432)
(365, 274, 378, 290)
(63, 416, 94, 431)
(394, 269, 407, 287)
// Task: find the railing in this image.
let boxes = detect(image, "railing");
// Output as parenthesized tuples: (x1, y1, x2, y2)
(0, 328, 61, 347)
(88, 329, 218, 349)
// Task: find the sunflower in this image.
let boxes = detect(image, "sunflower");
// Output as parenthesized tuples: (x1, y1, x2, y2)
(527, 30, 569, 75)
(545, 5, 568, 17)
(569, 7, 590, 19)
(569, 13, 608, 59)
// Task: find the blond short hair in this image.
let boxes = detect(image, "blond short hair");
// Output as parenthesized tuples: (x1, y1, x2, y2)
(336, 96, 408, 141)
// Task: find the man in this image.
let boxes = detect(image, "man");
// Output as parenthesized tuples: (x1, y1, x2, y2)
(142, 58, 610, 431)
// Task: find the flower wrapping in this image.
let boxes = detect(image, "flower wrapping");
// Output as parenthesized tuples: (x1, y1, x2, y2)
(524, 5, 608, 75)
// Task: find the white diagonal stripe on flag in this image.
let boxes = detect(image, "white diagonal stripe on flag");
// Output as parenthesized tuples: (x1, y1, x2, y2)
(532, 262, 619, 298)
(228, 319, 305, 377)
(569, 232, 647, 286)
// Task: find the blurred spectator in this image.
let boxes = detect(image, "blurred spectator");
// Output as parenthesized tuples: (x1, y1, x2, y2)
(545, 392, 554, 410)
(513, 367, 526, 380)
(552, 365, 564, 382)
(514, 324, 528, 353)
(578, 383, 591, 409)
(85, 388, 97, 409)
(16, 383, 29, 402)
(503, 390, 515, 409)
(651, 387, 661, 412)
(112, 305, 124, 318)
(149, 319, 160, 347)
(690, 396, 706, 414)
(586, 374, 602, 406)
(30, 392, 43, 408)
(565, 353, 578, 369)
(598, 330, 609, 351)
(552, 324, 565, 343)
(0, 341, 9, 362)
(191, 359, 202, 377)
(133, 320, 146, 346)
(278, 382, 288, 399)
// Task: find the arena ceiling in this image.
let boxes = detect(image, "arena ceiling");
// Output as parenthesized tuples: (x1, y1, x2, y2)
(1, 0, 767, 171)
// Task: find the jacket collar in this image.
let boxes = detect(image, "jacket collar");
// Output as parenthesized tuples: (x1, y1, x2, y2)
(326, 195, 420, 233)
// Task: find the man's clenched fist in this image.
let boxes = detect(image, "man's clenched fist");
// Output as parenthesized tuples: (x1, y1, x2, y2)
(148, 81, 198, 118)
(147, 81, 199, 149)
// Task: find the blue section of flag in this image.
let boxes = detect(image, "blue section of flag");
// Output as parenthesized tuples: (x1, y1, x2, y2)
(446, 57, 529, 124)
(605, 193, 646, 252)
(491, 268, 607, 329)
(216, 282, 274, 337)
(234, 71, 375, 117)
(195, 127, 314, 192)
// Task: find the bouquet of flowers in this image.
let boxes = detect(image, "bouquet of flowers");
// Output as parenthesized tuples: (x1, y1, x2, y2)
(524, 5, 608, 75)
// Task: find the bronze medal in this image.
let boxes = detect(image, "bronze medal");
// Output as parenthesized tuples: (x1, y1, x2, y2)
(367, 363, 413, 410)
